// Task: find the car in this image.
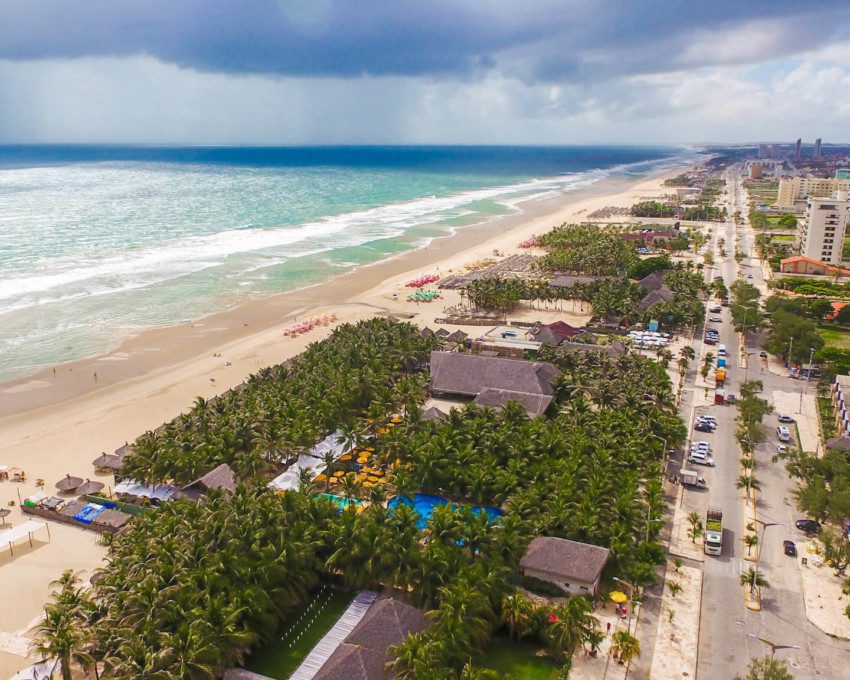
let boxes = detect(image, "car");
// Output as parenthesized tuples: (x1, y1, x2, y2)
(759, 350, 768, 358)
(704, 337, 716, 345)
(709, 305, 722, 313)
(690, 442, 711, 452)
(795, 519, 820, 533)
(777, 444, 788, 454)
(709, 316, 722, 323)
(777, 415, 795, 423)
(783, 540, 797, 557)
(747, 274, 753, 279)
(694, 423, 713, 432)
(696, 415, 717, 425)
(776, 426, 791, 442)
(688, 452, 715, 466)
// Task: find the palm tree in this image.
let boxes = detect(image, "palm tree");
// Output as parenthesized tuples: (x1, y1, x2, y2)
(545, 596, 599, 666)
(743, 533, 759, 556)
(686, 511, 703, 544)
(736, 474, 762, 501)
(500, 593, 534, 641)
(610, 629, 641, 665)
(740, 567, 770, 594)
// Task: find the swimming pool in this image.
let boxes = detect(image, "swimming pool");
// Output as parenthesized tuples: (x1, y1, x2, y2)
(387, 493, 502, 530)
(316, 493, 363, 511)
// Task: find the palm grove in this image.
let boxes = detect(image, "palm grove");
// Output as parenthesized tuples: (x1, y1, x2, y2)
(37, 225, 693, 679)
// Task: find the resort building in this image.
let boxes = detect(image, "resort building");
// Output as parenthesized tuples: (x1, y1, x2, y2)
(795, 191, 850, 265)
(776, 176, 850, 210)
(174, 463, 236, 501)
(429, 351, 559, 417)
(519, 536, 610, 596)
(312, 597, 428, 680)
(779, 256, 850, 277)
(831, 374, 850, 437)
(530, 321, 583, 346)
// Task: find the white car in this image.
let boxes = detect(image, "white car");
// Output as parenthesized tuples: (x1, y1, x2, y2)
(776, 444, 789, 454)
(690, 442, 712, 452)
(688, 451, 715, 466)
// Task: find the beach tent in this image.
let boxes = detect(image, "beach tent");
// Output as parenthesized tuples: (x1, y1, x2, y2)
(55, 475, 83, 493)
(75, 479, 106, 496)
(268, 431, 356, 492)
(0, 520, 49, 556)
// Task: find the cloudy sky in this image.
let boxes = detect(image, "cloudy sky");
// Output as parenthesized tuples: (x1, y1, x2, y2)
(1, 0, 849, 145)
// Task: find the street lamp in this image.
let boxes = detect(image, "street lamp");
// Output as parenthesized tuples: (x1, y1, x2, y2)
(744, 351, 757, 383)
(750, 520, 778, 596)
(798, 346, 816, 414)
(612, 576, 638, 634)
(747, 633, 800, 659)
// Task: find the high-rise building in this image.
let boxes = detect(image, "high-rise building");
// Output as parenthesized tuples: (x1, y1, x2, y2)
(794, 138, 802, 161)
(797, 191, 850, 265)
(815, 138, 822, 160)
(757, 144, 769, 159)
(771, 144, 781, 159)
(776, 176, 850, 209)
(837, 169, 850, 181)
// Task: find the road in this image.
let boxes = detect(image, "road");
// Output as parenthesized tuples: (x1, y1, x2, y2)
(693, 169, 850, 678)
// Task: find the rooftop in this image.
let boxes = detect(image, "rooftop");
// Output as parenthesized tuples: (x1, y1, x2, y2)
(520, 536, 610, 583)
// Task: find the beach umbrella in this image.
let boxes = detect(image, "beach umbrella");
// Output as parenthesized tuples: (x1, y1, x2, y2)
(314, 474, 327, 483)
(609, 591, 628, 604)
(55, 474, 84, 492)
(0, 509, 10, 525)
(339, 454, 353, 461)
(92, 453, 122, 470)
(75, 479, 105, 495)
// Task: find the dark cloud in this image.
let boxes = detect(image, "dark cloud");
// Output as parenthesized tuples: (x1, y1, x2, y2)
(1, 0, 848, 81)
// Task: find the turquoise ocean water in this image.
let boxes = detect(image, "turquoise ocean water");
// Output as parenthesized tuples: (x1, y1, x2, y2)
(0, 145, 697, 381)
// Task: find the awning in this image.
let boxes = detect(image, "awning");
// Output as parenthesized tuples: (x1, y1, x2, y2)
(113, 480, 176, 501)
(0, 520, 49, 555)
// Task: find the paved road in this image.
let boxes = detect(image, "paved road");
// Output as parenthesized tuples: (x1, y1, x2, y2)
(694, 170, 850, 678)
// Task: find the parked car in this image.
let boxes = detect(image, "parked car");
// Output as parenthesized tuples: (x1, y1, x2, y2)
(783, 540, 797, 557)
(694, 422, 714, 432)
(709, 305, 722, 313)
(709, 316, 722, 322)
(776, 426, 791, 442)
(759, 351, 768, 358)
(690, 441, 711, 452)
(697, 415, 717, 425)
(777, 415, 795, 423)
(795, 519, 820, 533)
(688, 451, 715, 466)
(776, 444, 788, 454)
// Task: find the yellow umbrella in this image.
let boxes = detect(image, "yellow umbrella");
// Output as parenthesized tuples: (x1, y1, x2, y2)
(368, 476, 380, 482)
(391, 417, 402, 424)
(314, 474, 327, 482)
(609, 591, 628, 604)
(339, 454, 353, 461)
(332, 471, 344, 477)
(363, 481, 374, 488)
(366, 447, 375, 452)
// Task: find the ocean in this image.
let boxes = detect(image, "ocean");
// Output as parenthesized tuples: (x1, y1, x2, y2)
(0, 145, 696, 382)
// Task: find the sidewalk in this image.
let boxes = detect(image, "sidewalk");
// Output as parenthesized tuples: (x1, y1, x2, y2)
(569, 605, 629, 680)
(648, 563, 702, 680)
(770, 389, 819, 454)
(797, 541, 850, 639)
(668, 506, 705, 562)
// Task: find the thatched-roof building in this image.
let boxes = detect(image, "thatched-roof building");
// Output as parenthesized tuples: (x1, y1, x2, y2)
(638, 286, 676, 312)
(429, 351, 559, 417)
(313, 597, 428, 680)
(520, 536, 610, 596)
(638, 271, 669, 292)
(447, 330, 468, 344)
(420, 406, 447, 422)
(561, 341, 627, 357)
(175, 463, 236, 501)
(531, 321, 583, 346)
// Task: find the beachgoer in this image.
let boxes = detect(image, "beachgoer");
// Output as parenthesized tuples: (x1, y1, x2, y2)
(607, 622, 611, 634)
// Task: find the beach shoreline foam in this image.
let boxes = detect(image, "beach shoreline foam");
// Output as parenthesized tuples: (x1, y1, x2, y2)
(0, 160, 693, 678)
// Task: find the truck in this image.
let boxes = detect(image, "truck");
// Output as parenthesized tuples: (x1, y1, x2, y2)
(714, 387, 725, 405)
(715, 367, 726, 386)
(679, 468, 708, 489)
(704, 506, 723, 555)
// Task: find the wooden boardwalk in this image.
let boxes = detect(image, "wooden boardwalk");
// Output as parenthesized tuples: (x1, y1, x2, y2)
(289, 590, 377, 680)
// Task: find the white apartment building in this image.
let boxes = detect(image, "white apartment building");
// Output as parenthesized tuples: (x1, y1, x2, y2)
(777, 176, 850, 210)
(797, 191, 850, 265)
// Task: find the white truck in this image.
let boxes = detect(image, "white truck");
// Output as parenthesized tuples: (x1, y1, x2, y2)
(704, 506, 723, 555)
(679, 468, 708, 489)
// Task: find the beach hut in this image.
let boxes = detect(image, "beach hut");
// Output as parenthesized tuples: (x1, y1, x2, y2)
(420, 406, 447, 422)
(175, 463, 236, 501)
(75, 479, 105, 496)
(435, 328, 451, 339)
(55, 475, 83, 493)
(419, 327, 435, 339)
(447, 330, 468, 344)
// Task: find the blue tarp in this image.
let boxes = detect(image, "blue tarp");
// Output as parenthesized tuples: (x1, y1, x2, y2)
(74, 503, 105, 524)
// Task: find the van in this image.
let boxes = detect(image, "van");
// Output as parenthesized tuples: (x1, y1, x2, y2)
(777, 426, 791, 442)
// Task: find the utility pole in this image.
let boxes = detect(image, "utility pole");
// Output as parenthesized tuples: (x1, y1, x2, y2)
(750, 520, 778, 596)
(799, 347, 815, 413)
(747, 633, 800, 659)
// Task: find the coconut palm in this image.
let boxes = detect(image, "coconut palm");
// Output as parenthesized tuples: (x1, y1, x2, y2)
(500, 593, 534, 641)
(545, 596, 599, 665)
(740, 567, 770, 593)
(610, 629, 641, 665)
(743, 533, 759, 556)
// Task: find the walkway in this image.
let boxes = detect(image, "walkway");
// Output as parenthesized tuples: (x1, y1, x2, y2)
(289, 590, 377, 680)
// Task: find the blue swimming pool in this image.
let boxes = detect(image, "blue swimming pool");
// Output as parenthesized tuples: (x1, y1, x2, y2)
(387, 493, 502, 530)
(316, 493, 363, 511)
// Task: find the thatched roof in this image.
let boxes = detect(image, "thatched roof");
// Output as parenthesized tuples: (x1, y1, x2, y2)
(473, 388, 553, 417)
(429, 351, 559, 399)
(55, 475, 83, 492)
(114, 443, 134, 458)
(520, 536, 610, 583)
(313, 598, 428, 680)
(176, 463, 236, 500)
(447, 330, 468, 343)
(92, 453, 122, 471)
(419, 327, 435, 338)
(532, 321, 582, 346)
(638, 271, 669, 292)
(826, 436, 850, 452)
(551, 274, 606, 287)
(95, 508, 132, 530)
(638, 286, 676, 311)
(421, 406, 447, 422)
(75, 479, 105, 496)
(435, 328, 451, 338)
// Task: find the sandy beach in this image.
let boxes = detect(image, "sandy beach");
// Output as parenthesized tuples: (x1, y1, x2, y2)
(0, 163, 691, 676)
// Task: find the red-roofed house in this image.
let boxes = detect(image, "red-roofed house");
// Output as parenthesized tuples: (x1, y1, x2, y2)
(780, 256, 850, 277)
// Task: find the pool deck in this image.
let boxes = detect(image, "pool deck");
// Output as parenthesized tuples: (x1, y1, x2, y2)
(288, 590, 378, 680)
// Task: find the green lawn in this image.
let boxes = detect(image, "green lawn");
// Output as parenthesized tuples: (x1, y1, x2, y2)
(772, 235, 794, 242)
(480, 637, 559, 679)
(818, 326, 850, 350)
(244, 588, 353, 679)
